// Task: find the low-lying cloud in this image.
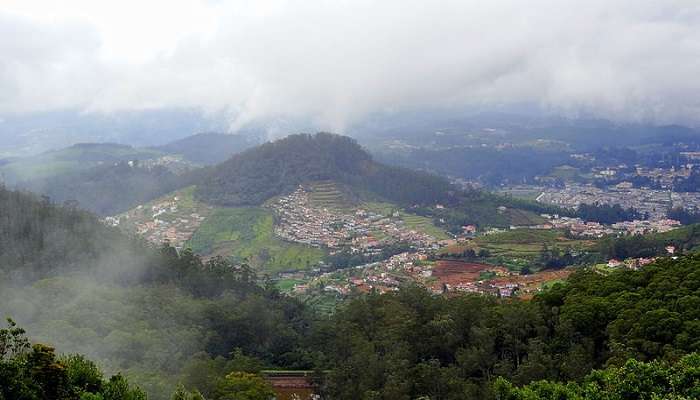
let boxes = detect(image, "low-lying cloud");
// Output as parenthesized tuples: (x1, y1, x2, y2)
(3, 0, 700, 130)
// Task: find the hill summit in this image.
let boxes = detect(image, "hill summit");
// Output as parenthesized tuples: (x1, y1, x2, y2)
(196, 132, 453, 206)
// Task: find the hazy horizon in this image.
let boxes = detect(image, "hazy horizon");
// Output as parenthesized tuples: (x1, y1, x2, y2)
(3, 0, 700, 138)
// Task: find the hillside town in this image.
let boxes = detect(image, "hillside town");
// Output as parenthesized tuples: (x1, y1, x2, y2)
(291, 249, 575, 301)
(269, 186, 441, 252)
(105, 191, 212, 249)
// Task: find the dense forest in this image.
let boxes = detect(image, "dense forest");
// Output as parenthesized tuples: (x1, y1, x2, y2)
(312, 255, 700, 398)
(598, 223, 700, 260)
(577, 203, 642, 224)
(196, 133, 455, 207)
(2, 175, 700, 399)
(0, 187, 316, 398)
(495, 353, 700, 399)
(19, 162, 193, 216)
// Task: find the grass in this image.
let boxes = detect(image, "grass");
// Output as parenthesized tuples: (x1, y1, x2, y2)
(470, 229, 596, 268)
(496, 188, 543, 201)
(276, 278, 305, 292)
(306, 181, 356, 210)
(400, 213, 450, 240)
(361, 201, 450, 240)
(500, 208, 546, 226)
(187, 207, 325, 273)
(362, 201, 397, 215)
(301, 292, 339, 315)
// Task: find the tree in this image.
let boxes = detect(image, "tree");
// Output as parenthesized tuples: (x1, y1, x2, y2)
(493, 352, 700, 400)
(171, 384, 205, 400)
(213, 372, 275, 400)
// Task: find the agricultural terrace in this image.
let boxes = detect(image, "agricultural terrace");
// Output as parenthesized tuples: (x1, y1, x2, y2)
(186, 207, 325, 273)
(440, 228, 597, 271)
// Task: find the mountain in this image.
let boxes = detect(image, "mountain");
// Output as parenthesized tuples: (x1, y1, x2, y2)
(152, 132, 258, 165)
(23, 161, 195, 216)
(0, 186, 152, 282)
(0, 142, 164, 184)
(196, 132, 455, 207)
(1, 132, 258, 215)
(2, 170, 698, 400)
(0, 108, 230, 157)
(0, 186, 315, 399)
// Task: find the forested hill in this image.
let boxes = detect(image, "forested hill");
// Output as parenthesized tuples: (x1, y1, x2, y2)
(2, 182, 700, 399)
(196, 132, 455, 206)
(0, 185, 319, 399)
(0, 186, 156, 283)
(152, 132, 257, 165)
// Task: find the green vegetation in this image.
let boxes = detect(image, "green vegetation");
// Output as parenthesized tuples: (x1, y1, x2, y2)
(25, 161, 191, 215)
(420, 189, 561, 233)
(378, 144, 572, 187)
(314, 255, 700, 398)
(3, 175, 700, 400)
(495, 353, 700, 399)
(1, 143, 163, 183)
(196, 133, 454, 207)
(578, 202, 642, 224)
(439, 229, 597, 270)
(187, 207, 324, 273)
(401, 213, 450, 240)
(0, 319, 147, 400)
(306, 181, 355, 210)
(598, 223, 700, 259)
(363, 201, 450, 239)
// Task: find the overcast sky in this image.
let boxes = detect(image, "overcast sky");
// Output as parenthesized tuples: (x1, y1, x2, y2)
(2, 0, 700, 130)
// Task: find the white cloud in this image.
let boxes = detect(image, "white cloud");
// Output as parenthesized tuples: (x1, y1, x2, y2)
(2, 0, 700, 129)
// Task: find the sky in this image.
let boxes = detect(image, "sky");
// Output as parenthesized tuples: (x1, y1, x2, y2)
(2, 0, 700, 131)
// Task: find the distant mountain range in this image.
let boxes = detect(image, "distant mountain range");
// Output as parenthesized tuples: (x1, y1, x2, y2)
(151, 132, 258, 165)
(1, 132, 253, 215)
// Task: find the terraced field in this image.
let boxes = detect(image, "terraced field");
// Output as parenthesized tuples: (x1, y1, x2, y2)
(307, 181, 350, 209)
(439, 228, 597, 271)
(186, 207, 325, 273)
(401, 214, 450, 240)
(500, 208, 547, 226)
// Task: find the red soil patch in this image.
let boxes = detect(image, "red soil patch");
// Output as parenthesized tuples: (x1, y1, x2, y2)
(432, 260, 499, 286)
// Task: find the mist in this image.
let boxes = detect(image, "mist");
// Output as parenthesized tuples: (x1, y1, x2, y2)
(2, 0, 700, 133)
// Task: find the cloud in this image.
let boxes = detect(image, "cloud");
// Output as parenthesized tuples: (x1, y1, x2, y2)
(2, 0, 700, 130)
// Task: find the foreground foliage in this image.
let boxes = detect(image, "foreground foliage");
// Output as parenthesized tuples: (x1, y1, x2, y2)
(494, 352, 700, 399)
(2, 184, 700, 399)
(313, 255, 700, 399)
(0, 319, 146, 400)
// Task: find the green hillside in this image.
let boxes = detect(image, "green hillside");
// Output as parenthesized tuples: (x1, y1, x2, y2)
(196, 133, 454, 207)
(0, 143, 163, 183)
(195, 132, 560, 231)
(187, 207, 325, 273)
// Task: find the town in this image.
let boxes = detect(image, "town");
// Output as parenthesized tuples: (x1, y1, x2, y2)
(269, 186, 441, 252)
(105, 188, 212, 249)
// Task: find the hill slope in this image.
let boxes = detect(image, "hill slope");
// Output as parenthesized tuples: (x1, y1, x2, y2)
(196, 133, 561, 230)
(152, 132, 257, 165)
(0, 143, 163, 183)
(196, 132, 454, 207)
